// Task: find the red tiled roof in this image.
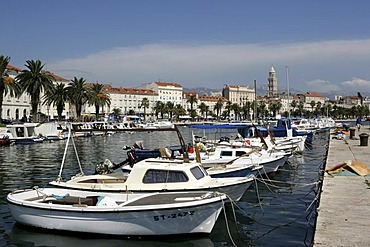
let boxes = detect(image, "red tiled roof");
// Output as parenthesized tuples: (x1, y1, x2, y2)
(50, 73, 68, 82)
(107, 87, 157, 95)
(302, 92, 324, 97)
(183, 92, 198, 99)
(6, 64, 22, 72)
(198, 96, 228, 102)
(154, 81, 182, 88)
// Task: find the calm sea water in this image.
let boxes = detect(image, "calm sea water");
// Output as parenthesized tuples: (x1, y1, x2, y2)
(0, 126, 329, 247)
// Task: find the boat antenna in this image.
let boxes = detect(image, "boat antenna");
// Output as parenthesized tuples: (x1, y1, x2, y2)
(286, 66, 290, 118)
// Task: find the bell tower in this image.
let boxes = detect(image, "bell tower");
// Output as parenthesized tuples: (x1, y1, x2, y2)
(267, 66, 278, 97)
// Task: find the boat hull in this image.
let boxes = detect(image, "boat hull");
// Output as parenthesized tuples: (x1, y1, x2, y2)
(7, 189, 225, 236)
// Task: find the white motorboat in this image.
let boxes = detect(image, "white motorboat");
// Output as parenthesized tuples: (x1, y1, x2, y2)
(200, 143, 287, 176)
(50, 157, 254, 202)
(5, 123, 44, 144)
(49, 125, 254, 202)
(7, 187, 226, 236)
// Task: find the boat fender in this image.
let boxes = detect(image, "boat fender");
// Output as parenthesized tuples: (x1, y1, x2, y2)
(159, 147, 171, 158)
(195, 142, 206, 151)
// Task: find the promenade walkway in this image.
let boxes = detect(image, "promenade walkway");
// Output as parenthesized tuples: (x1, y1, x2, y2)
(313, 127, 370, 246)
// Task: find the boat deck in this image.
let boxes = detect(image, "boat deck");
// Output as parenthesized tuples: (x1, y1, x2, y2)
(39, 191, 219, 207)
(125, 191, 217, 206)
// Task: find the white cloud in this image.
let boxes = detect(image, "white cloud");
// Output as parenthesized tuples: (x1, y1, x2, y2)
(48, 39, 370, 92)
(304, 79, 342, 92)
(342, 77, 370, 89)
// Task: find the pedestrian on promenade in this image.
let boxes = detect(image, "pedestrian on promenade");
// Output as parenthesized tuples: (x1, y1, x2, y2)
(356, 116, 362, 131)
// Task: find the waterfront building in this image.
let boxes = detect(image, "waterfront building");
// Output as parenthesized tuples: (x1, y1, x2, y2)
(222, 84, 255, 106)
(2, 65, 31, 121)
(297, 92, 326, 111)
(101, 85, 157, 118)
(198, 95, 228, 119)
(143, 81, 183, 106)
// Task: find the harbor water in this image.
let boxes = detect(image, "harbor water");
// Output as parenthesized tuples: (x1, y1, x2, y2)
(0, 126, 330, 246)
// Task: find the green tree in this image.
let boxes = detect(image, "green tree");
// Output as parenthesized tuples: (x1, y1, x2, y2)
(290, 100, 297, 116)
(43, 82, 69, 121)
(214, 98, 224, 120)
(111, 108, 122, 120)
(310, 101, 316, 113)
(140, 97, 150, 121)
(315, 101, 322, 116)
(0, 55, 20, 122)
(231, 103, 240, 120)
(225, 101, 232, 121)
(298, 101, 304, 116)
(165, 101, 175, 120)
(258, 101, 267, 118)
(16, 60, 55, 122)
(173, 104, 186, 121)
(153, 101, 165, 119)
(67, 77, 89, 121)
(268, 101, 282, 117)
(88, 83, 111, 120)
(198, 102, 208, 120)
(187, 95, 198, 112)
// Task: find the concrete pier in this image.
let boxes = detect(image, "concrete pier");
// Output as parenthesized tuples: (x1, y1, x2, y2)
(313, 128, 370, 246)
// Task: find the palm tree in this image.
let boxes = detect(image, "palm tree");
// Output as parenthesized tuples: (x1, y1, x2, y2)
(43, 82, 69, 121)
(140, 97, 150, 120)
(153, 101, 165, 119)
(204, 105, 210, 120)
(225, 101, 232, 121)
(165, 101, 175, 120)
(310, 101, 316, 113)
(173, 104, 186, 121)
(88, 83, 111, 120)
(186, 95, 198, 112)
(214, 98, 224, 120)
(315, 101, 322, 116)
(16, 60, 55, 122)
(198, 102, 208, 120)
(111, 108, 122, 121)
(0, 55, 20, 122)
(298, 101, 304, 116)
(231, 103, 240, 120)
(67, 77, 89, 121)
(258, 101, 267, 118)
(290, 100, 297, 115)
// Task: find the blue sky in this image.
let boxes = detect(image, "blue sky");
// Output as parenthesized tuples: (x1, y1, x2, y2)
(2, 1, 370, 94)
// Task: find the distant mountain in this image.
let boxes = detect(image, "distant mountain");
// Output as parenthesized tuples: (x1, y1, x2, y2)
(183, 87, 219, 96)
(184, 86, 369, 99)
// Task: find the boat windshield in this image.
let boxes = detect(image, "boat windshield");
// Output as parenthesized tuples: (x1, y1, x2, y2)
(142, 169, 189, 183)
(190, 166, 205, 180)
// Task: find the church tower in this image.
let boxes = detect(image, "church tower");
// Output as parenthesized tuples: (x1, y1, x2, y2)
(267, 66, 278, 98)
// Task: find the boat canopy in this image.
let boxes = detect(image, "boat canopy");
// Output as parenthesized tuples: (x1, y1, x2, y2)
(188, 124, 253, 129)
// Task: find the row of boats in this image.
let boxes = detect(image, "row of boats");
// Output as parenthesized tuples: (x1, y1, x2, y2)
(0, 120, 175, 145)
(0, 117, 337, 145)
(7, 118, 319, 238)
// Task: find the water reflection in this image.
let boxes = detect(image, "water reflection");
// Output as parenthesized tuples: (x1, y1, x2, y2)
(7, 224, 214, 247)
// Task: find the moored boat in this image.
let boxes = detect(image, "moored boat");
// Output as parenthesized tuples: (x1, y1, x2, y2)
(5, 123, 44, 144)
(7, 187, 227, 236)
